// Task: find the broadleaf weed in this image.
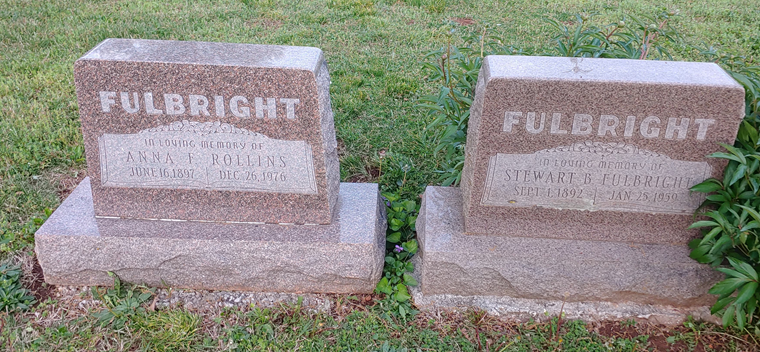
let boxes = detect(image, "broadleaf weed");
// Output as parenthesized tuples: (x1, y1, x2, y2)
(0, 261, 35, 313)
(90, 272, 155, 329)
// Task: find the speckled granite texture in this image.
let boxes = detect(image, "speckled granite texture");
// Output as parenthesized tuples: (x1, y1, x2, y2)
(416, 186, 721, 307)
(35, 178, 385, 293)
(461, 56, 745, 244)
(74, 39, 339, 224)
(409, 280, 717, 325)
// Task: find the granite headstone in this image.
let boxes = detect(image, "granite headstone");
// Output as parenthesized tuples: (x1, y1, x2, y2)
(74, 39, 339, 224)
(461, 56, 745, 244)
(35, 39, 385, 293)
(414, 56, 744, 320)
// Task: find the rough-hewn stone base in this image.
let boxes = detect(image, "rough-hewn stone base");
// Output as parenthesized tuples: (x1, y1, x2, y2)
(409, 279, 717, 325)
(35, 178, 386, 293)
(414, 186, 721, 322)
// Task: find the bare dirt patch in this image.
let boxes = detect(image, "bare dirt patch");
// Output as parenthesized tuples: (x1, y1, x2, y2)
(27, 256, 56, 304)
(345, 165, 380, 183)
(330, 293, 378, 318)
(47, 168, 86, 201)
(11, 252, 57, 306)
(591, 320, 759, 351)
(337, 138, 346, 157)
(246, 19, 283, 30)
(451, 17, 476, 26)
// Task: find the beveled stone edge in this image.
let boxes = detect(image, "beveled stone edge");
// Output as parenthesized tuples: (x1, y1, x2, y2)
(483, 55, 744, 89)
(35, 178, 383, 244)
(78, 38, 324, 73)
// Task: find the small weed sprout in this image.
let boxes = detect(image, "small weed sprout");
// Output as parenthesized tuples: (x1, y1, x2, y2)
(90, 272, 155, 329)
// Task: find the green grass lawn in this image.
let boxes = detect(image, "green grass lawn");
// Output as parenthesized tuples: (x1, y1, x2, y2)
(1, 0, 759, 350)
(1, 0, 759, 249)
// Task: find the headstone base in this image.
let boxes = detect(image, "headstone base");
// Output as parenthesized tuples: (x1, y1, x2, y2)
(415, 186, 721, 322)
(409, 282, 717, 325)
(35, 178, 385, 293)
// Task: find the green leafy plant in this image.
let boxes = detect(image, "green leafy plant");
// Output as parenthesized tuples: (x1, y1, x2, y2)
(376, 341, 410, 352)
(90, 272, 155, 329)
(223, 302, 314, 350)
(688, 55, 760, 330)
(372, 150, 426, 319)
(0, 261, 35, 312)
(375, 192, 419, 320)
(419, 25, 525, 186)
(546, 11, 680, 59)
(381, 152, 416, 190)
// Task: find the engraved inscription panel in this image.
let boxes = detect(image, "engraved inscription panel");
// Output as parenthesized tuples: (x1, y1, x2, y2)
(481, 141, 710, 214)
(98, 120, 318, 194)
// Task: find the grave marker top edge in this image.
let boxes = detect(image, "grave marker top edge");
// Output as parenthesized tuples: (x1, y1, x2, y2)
(79, 38, 323, 72)
(484, 55, 743, 89)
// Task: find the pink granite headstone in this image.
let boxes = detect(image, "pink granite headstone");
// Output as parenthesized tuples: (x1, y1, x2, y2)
(410, 56, 744, 318)
(74, 39, 339, 224)
(35, 39, 386, 293)
(461, 56, 745, 244)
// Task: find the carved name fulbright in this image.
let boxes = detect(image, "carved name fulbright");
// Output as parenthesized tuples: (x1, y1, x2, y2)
(503, 111, 716, 140)
(98, 120, 318, 194)
(99, 91, 300, 119)
(481, 141, 710, 214)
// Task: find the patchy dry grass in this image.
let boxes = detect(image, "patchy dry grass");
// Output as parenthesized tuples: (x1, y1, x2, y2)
(3, 285, 759, 351)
